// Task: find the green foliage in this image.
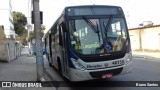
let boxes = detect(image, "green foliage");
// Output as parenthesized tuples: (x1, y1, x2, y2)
(12, 11, 27, 36)
(30, 30, 35, 41)
(14, 24, 26, 36)
(41, 24, 46, 37)
(41, 24, 46, 31)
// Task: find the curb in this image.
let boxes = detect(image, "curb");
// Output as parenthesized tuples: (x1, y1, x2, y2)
(132, 55, 154, 59)
(132, 55, 160, 61)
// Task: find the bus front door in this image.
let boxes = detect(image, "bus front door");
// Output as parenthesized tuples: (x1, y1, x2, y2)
(60, 25, 68, 76)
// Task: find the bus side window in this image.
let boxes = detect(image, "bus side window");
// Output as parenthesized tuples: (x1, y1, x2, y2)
(62, 22, 67, 32)
(59, 25, 63, 46)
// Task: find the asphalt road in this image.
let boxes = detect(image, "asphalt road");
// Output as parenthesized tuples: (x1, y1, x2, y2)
(21, 47, 30, 55)
(44, 56, 160, 90)
(10, 47, 159, 90)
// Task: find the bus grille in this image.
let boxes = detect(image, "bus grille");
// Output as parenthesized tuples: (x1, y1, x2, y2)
(80, 52, 125, 62)
(89, 68, 123, 78)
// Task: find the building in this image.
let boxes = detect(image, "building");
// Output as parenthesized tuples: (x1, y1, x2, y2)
(0, 0, 21, 62)
(0, 0, 15, 39)
(129, 25, 160, 52)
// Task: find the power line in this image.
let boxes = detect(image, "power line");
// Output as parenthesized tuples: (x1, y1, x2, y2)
(89, 0, 94, 5)
(67, 0, 75, 5)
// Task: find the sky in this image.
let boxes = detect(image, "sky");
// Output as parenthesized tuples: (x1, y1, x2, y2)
(12, 0, 160, 31)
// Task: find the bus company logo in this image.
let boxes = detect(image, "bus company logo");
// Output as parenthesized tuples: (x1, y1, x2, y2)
(104, 63, 108, 67)
(2, 82, 11, 87)
(87, 64, 102, 69)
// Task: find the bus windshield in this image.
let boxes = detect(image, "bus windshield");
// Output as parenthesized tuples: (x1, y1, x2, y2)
(69, 17, 128, 55)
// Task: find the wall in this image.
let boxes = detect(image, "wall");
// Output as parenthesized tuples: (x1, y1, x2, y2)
(129, 29, 140, 50)
(0, 26, 21, 62)
(0, 25, 10, 62)
(129, 25, 160, 52)
(141, 27, 160, 51)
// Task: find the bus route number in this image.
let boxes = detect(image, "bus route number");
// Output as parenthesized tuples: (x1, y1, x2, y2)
(112, 60, 124, 65)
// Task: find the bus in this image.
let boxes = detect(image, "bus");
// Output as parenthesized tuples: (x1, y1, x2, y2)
(43, 5, 132, 81)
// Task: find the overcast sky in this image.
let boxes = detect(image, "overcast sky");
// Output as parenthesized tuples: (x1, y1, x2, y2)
(12, 0, 160, 30)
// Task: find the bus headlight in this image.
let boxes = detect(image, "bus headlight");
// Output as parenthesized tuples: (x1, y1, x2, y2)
(125, 53, 132, 65)
(71, 58, 86, 71)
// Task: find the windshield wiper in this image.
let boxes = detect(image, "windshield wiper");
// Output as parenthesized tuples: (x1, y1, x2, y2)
(101, 16, 113, 53)
(83, 17, 98, 33)
(83, 17, 101, 43)
(103, 15, 113, 35)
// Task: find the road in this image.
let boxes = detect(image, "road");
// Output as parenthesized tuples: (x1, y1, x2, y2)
(21, 47, 30, 55)
(7, 47, 159, 90)
(44, 56, 160, 90)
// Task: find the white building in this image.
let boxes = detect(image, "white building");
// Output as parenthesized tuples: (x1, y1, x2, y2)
(0, 0, 20, 62)
(0, 0, 15, 38)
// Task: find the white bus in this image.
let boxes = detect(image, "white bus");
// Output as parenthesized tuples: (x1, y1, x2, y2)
(43, 5, 132, 81)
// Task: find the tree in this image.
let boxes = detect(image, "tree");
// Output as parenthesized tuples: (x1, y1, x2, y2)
(13, 11, 27, 45)
(12, 11, 27, 36)
(41, 24, 46, 31)
(30, 30, 35, 41)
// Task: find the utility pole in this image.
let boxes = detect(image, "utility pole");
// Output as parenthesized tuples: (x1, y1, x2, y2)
(32, 0, 45, 82)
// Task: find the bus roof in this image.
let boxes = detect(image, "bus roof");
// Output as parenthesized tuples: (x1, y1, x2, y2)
(64, 5, 123, 16)
(64, 5, 121, 9)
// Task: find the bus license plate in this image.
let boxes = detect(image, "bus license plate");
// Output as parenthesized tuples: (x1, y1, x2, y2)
(112, 60, 124, 65)
(102, 73, 113, 79)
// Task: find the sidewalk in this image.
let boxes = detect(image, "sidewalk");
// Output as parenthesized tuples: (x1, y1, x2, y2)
(0, 55, 37, 81)
(132, 51, 160, 59)
(0, 54, 56, 90)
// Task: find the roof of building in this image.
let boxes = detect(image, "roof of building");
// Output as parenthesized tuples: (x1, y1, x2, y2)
(129, 25, 160, 30)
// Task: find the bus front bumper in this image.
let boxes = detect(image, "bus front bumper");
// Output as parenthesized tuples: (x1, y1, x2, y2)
(68, 61, 132, 81)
